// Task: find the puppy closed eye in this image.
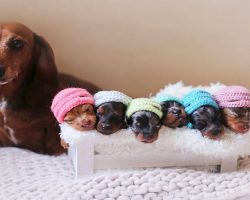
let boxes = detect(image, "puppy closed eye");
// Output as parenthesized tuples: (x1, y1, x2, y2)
(64, 120, 73, 125)
(85, 108, 94, 114)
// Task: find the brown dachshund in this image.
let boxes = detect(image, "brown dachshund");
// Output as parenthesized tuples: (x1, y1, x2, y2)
(0, 22, 100, 155)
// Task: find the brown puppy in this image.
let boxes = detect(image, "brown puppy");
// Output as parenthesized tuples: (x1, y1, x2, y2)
(161, 101, 187, 128)
(154, 95, 187, 128)
(0, 22, 100, 155)
(64, 104, 96, 131)
(213, 86, 250, 134)
(221, 108, 250, 134)
(61, 104, 96, 149)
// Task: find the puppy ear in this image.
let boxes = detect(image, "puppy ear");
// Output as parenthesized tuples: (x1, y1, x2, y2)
(122, 120, 128, 129)
(125, 116, 132, 127)
(26, 34, 59, 107)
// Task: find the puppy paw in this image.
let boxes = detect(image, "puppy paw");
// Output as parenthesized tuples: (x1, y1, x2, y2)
(60, 139, 69, 149)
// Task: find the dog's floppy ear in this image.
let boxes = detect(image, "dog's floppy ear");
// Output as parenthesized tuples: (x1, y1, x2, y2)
(33, 34, 59, 88)
(124, 116, 132, 127)
(26, 34, 59, 107)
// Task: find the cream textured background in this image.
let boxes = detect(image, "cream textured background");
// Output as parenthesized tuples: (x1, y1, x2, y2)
(0, 1, 250, 97)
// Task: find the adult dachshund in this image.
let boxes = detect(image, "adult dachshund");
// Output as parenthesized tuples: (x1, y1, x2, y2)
(0, 22, 100, 155)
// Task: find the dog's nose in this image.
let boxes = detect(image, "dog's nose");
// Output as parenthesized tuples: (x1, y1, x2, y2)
(143, 131, 154, 139)
(211, 128, 222, 136)
(102, 123, 111, 130)
(171, 108, 181, 116)
(0, 65, 5, 78)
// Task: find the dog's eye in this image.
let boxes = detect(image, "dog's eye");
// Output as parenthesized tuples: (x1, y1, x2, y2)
(9, 39, 24, 49)
(156, 124, 161, 129)
(135, 122, 141, 127)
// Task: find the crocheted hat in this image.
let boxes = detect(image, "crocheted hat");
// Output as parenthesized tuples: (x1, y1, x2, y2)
(51, 88, 94, 123)
(94, 91, 132, 107)
(213, 86, 250, 108)
(182, 89, 219, 115)
(154, 94, 183, 105)
(126, 98, 163, 119)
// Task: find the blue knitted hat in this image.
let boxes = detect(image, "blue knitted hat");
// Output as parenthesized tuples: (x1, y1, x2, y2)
(182, 89, 219, 128)
(154, 94, 183, 105)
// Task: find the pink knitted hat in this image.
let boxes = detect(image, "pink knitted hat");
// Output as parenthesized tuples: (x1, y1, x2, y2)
(213, 86, 250, 108)
(51, 88, 94, 123)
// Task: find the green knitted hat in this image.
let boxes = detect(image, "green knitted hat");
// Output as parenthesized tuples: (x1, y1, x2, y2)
(126, 98, 163, 119)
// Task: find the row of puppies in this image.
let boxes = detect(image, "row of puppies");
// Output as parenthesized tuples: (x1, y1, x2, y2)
(50, 86, 250, 148)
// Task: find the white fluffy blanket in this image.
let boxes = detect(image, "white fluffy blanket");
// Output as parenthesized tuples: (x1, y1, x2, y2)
(60, 82, 250, 159)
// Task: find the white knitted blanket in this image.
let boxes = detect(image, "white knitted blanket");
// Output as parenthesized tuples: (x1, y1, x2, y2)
(0, 147, 250, 200)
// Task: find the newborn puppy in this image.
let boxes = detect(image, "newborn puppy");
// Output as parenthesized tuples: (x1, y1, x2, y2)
(214, 86, 250, 134)
(51, 88, 96, 149)
(96, 102, 126, 134)
(94, 91, 132, 135)
(64, 104, 96, 131)
(189, 106, 224, 139)
(221, 108, 250, 133)
(126, 98, 162, 143)
(155, 95, 187, 128)
(183, 90, 224, 140)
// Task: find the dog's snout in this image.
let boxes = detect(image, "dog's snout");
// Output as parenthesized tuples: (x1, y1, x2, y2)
(171, 108, 181, 116)
(143, 131, 154, 139)
(101, 123, 111, 129)
(211, 128, 222, 136)
(0, 65, 5, 78)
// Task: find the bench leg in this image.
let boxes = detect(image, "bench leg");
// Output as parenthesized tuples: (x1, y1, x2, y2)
(220, 156, 238, 172)
(68, 136, 95, 178)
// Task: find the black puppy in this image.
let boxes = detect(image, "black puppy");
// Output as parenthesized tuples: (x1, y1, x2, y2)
(183, 90, 224, 140)
(94, 91, 132, 135)
(189, 106, 224, 139)
(126, 98, 162, 143)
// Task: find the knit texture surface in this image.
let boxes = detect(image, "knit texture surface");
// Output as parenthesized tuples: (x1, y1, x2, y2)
(213, 86, 250, 108)
(94, 91, 132, 107)
(154, 94, 183, 105)
(51, 88, 94, 123)
(1, 147, 250, 200)
(126, 98, 163, 119)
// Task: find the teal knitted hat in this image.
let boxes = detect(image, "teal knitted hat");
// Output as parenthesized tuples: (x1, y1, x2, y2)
(154, 94, 183, 105)
(182, 89, 219, 128)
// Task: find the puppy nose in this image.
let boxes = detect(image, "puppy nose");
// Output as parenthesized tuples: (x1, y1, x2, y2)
(102, 123, 111, 129)
(143, 132, 154, 138)
(211, 128, 221, 136)
(171, 108, 181, 116)
(243, 124, 249, 130)
(82, 120, 91, 126)
(0, 65, 5, 78)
